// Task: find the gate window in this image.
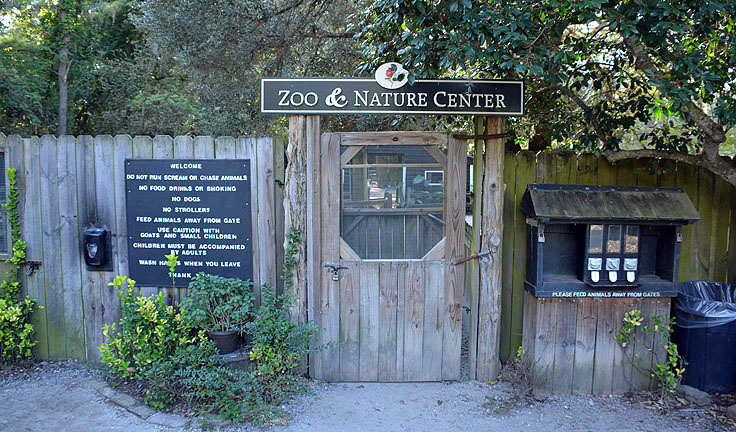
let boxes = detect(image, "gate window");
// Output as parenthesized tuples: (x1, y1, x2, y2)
(341, 145, 444, 259)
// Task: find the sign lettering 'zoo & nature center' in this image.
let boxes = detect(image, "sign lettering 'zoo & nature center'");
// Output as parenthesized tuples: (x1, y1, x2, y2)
(261, 63, 525, 116)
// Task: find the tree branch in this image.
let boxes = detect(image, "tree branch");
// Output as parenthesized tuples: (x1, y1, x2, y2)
(555, 85, 610, 144)
(603, 148, 701, 165)
(603, 148, 736, 187)
(621, 34, 726, 145)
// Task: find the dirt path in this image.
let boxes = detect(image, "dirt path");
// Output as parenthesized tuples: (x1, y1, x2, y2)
(281, 381, 719, 432)
(0, 362, 156, 432)
(0, 362, 730, 432)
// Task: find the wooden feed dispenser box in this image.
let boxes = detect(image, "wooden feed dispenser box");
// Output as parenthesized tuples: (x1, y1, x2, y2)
(519, 184, 699, 394)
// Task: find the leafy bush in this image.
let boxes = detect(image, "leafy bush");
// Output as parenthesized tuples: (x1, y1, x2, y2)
(180, 273, 254, 332)
(99, 275, 203, 379)
(139, 341, 225, 409)
(247, 284, 318, 377)
(100, 228, 331, 423)
(0, 281, 37, 361)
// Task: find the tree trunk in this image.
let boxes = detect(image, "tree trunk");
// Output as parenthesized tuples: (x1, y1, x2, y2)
(57, 9, 70, 136)
(284, 115, 313, 324)
(475, 116, 506, 380)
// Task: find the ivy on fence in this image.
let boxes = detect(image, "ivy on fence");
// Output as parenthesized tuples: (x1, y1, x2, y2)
(0, 168, 39, 362)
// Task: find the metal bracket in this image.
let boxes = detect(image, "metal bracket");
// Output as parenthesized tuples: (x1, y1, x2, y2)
(324, 262, 347, 281)
(26, 260, 42, 276)
(452, 249, 493, 266)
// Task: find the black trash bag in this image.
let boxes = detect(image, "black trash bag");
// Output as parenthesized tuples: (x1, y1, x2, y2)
(673, 281, 736, 394)
(674, 281, 736, 329)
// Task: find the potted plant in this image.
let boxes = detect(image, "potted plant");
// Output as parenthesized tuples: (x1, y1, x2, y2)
(181, 273, 254, 354)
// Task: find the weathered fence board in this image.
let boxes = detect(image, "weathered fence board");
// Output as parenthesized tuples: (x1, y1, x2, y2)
(338, 258, 360, 381)
(552, 298, 577, 395)
(359, 261, 380, 382)
(2, 135, 281, 361)
(394, 261, 407, 381)
(443, 138, 466, 381)
(422, 262, 443, 381)
(510, 152, 535, 362)
(377, 261, 398, 381)
(58, 136, 85, 361)
(77, 135, 98, 360)
(571, 297, 597, 394)
(93, 135, 119, 359)
(403, 263, 425, 381)
(319, 133, 341, 381)
(40, 135, 65, 359)
(24, 137, 49, 359)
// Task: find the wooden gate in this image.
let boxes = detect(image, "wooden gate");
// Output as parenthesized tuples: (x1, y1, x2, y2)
(310, 132, 466, 381)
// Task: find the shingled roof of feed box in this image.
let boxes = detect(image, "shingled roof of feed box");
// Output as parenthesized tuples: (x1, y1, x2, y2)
(521, 183, 700, 225)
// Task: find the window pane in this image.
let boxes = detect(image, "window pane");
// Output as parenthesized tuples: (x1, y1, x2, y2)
(624, 225, 639, 253)
(588, 225, 603, 254)
(607, 224, 621, 253)
(341, 145, 444, 259)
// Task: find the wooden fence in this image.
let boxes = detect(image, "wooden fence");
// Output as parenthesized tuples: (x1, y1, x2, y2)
(0, 133, 733, 370)
(0, 134, 285, 362)
(498, 151, 736, 362)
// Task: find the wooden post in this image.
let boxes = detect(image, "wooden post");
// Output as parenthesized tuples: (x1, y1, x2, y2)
(285, 115, 320, 325)
(468, 117, 485, 380)
(475, 117, 506, 381)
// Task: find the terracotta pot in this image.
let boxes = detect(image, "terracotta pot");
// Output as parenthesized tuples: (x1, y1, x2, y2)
(206, 330, 241, 354)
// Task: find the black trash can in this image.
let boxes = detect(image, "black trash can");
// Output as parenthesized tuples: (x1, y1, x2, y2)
(672, 281, 736, 394)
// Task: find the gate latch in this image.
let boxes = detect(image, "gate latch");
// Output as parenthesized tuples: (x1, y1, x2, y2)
(324, 262, 347, 281)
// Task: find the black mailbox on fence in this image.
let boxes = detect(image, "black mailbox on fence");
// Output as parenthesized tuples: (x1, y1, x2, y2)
(521, 184, 700, 298)
(83, 227, 113, 272)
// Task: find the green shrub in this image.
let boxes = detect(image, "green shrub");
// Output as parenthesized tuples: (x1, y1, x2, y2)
(247, 284, 318, 377)
(180, 273, 254, 332)
(0, 284, 37, 361)
(100, 228, 331, 423)
(99, 275, 204, 378)
(139, 341, 225, 409)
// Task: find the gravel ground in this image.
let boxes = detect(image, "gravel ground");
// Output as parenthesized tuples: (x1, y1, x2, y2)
(0, 361, 733, 432)
(0, 361, 159, 432)
(277, 381, 731, 432)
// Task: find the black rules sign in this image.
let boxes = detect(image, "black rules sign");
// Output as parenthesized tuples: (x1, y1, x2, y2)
(125, 159, 253, 287)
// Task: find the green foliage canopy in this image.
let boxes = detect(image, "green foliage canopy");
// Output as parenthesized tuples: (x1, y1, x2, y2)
(0, 1, 142, 134)
(356, 0, 736, 185)
(0, 1, 205, 136)
(133, 0, 369, 135)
